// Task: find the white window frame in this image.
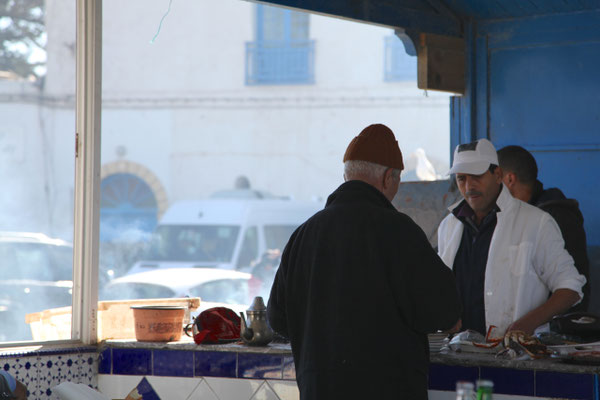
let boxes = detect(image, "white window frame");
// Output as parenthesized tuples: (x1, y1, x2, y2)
(71, 0, 102, 345)
(0, 0, 102, 348)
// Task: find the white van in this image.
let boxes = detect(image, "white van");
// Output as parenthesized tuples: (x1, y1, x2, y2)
(126, 197, 322, 275)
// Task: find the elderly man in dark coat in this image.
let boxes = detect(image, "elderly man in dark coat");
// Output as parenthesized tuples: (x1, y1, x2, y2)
(267, 124, 462, 400)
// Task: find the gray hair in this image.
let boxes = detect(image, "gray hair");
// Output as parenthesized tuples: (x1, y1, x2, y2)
(344, 160, 400, 182)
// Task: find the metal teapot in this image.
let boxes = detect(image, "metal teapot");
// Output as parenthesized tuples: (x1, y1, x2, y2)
(240, 296, 274, 346)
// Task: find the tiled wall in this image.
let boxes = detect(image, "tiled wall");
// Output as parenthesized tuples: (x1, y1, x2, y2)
(429, 363, 599, 400)
(98, 374, 299, 400)
(98, 347, 298, 399)
(98, 346, 600, 400)
(4, 345, 596, 400)
(0, 347, 98, 400)
(99, 347, 296, 380)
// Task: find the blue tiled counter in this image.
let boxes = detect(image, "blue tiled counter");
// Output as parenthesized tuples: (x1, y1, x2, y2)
(0, 339, 594, 399)
(97, 339, 600, 399)
(430, 351, 600, 399)
(98, 339, 295, 380)
(98, 339, 298, 399)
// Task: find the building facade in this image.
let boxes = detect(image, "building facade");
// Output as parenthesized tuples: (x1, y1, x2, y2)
(1, 0, 451, 241)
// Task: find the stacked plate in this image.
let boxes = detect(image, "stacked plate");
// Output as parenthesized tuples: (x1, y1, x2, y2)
(548, 340, 600, 355)
(428, 332, 449, 352)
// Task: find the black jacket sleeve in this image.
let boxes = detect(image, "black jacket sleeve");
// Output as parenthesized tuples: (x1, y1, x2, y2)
(267, 268, 288, 337)
(267, 231, 298, 338)
(391, 219, 462, 334)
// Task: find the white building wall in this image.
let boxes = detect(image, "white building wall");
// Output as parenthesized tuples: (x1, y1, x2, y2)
(0, 91, 44, 231)
(44, 0, 75, 96)
(101, 0, 254, 94)
(0, 0, 452, 237)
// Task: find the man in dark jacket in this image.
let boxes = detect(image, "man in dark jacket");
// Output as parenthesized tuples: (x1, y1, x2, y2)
(267, 124, 462, 400)
(498, 145, 590, 311)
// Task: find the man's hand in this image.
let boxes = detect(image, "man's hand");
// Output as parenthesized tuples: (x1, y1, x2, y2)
(506, 289, 580, 335)
(445, 318, 462, 334)
(506, 317, 540, 336)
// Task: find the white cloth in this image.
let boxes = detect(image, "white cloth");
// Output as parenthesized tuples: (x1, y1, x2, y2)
(53, 382, 111, 400)
(438, 184, 586, 333)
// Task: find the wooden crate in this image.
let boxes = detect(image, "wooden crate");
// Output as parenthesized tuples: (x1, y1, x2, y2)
(25, 297, 200, 341)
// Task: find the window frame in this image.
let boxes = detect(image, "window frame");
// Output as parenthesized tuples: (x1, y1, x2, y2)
(245, 4, 315, 85)
(0, 0, 102, 348)
(70, 0, 102, 345)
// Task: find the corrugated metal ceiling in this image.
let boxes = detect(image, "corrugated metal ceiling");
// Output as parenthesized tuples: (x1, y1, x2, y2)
(444, 0, 600, 20)
(256, 0, 600, 37)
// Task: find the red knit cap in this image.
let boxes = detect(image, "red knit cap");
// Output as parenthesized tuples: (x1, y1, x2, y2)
(343, 124, 404, 170)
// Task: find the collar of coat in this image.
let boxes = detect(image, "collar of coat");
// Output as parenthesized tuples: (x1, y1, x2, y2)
(325, 180, 396, 211)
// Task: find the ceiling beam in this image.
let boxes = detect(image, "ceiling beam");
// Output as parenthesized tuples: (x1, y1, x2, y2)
(423, 0, 460, 22)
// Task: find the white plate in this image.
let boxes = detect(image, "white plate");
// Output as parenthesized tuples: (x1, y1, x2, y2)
(547, 341, 600, 355)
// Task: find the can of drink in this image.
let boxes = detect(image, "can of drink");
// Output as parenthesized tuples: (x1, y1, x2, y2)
(476, 379, 493, 400)
(455, 381, 475, 400)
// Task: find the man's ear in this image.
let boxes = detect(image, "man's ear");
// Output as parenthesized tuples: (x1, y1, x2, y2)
(502, 170, 516, 187)
(382, 168, 394, 189)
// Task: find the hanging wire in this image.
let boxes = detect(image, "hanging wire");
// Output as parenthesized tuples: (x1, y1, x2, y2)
(150, 0, 174, 44)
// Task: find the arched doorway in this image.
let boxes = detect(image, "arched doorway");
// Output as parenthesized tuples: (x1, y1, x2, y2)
(99, 162, 168, 279)
(100, 173, 158, 242)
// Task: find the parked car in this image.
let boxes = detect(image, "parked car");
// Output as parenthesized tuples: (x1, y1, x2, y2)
(126, 197, 322, 275)
(100, 267, 252, 313)
(0, 232, 73, 341)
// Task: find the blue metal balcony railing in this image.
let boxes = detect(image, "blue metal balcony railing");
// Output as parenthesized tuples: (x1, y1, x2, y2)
(384, 35, 417, 82)
(245, 40, 315, 85)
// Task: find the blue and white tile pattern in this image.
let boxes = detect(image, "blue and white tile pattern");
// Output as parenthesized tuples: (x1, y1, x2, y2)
(0, 347, 97, 400)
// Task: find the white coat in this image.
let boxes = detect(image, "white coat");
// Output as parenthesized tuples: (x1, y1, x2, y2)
(438, 184, 586, 333)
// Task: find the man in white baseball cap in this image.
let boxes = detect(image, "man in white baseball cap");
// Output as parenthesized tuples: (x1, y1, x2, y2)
(449, 138, 499, 176)
(437, 138, 586, 337)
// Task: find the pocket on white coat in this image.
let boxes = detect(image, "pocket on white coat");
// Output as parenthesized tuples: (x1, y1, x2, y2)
(508, 243, 534, 276)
